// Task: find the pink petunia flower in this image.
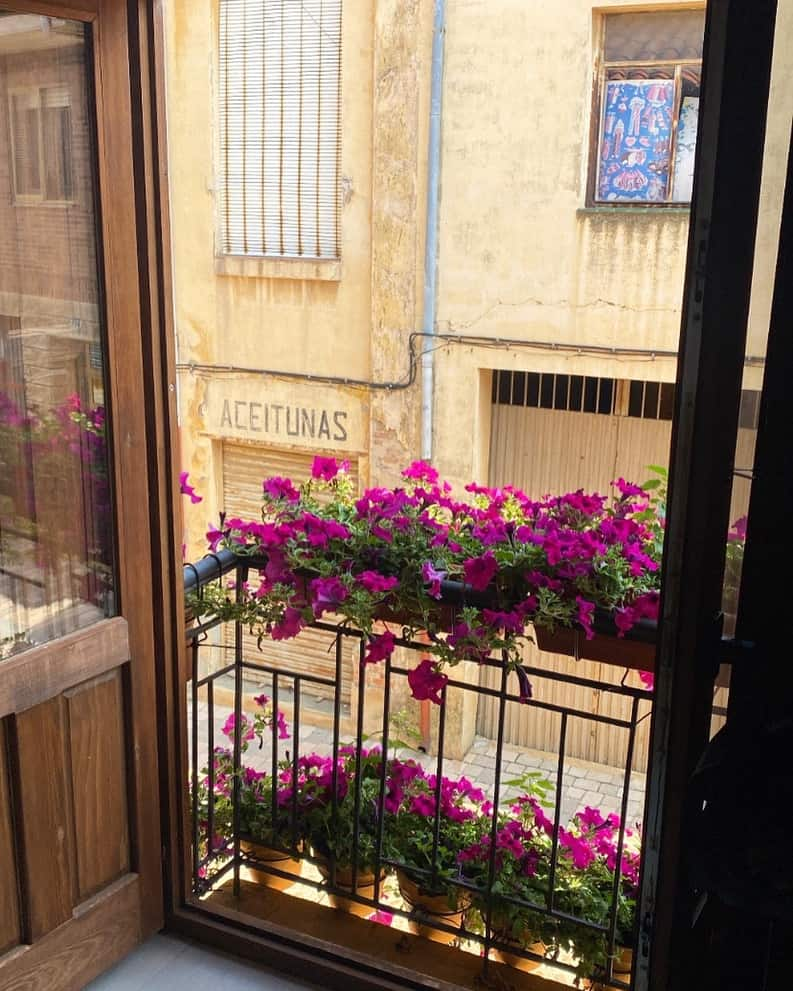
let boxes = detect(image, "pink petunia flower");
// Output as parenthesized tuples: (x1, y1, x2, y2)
(271, 606, 305, 640)
(421, 561, 446, 599)
(357, 570, 399, 595)
(179, 471, 203, 504)
(263, 476, 300, 502)
(402, 460, 439, 484)
(364, 630, 397, 664)
(463, 552, 498, 591)
(310, 576, 349, 618)
(311, 456, 342, 481)
(407, 659, 448, 705)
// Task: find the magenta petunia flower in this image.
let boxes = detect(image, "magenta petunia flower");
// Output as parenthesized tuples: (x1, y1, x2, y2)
(357, 570, 399, 594)
(407, 659, 448, 705)
(364, 630, 397, 664)
(638, 670, 655, 691)
(402, 460, 439, 484)
(613, 477, 646, 498)
(309, 576, 349, 618)
(263, 476, 300, 502)
(271, 606, 305, 640)
(463, 552, 498, 591)
(179, 470, 203, 504)
(576, 596, 596, 640)
(421, 561, 446, 599)
(311, 456, 341, 481)
(221, 712, 255, 743)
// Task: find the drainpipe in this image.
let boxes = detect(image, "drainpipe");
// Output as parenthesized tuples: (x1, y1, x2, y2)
(420, 0, 446, 463)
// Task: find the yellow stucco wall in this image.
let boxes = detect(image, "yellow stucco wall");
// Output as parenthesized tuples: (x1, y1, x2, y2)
(167, 0, 793, 539)
(431, 0, 793, 492)
(167, 0, 433, 554)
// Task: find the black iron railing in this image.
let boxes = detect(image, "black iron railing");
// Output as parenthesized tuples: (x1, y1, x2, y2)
(185, 551, 652, 988)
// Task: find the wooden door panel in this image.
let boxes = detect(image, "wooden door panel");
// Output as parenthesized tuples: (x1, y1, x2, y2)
(0, 0, 176, 983)
(0, 721, 21, 955)
(0, 618, 130, 720)
(4, 662, 135, 948)
(13, 697, 77, 941)
(66, 669, 130, 900)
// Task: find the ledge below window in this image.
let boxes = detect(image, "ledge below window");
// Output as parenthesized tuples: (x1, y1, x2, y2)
(215, 254, 342, 281)
(577, 206, 691, 218)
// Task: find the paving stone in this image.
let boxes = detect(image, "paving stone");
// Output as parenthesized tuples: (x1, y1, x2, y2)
(586, 769, 619, 784)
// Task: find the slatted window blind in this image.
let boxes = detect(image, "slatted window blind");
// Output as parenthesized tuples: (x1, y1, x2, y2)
(218, 0, 342, 259)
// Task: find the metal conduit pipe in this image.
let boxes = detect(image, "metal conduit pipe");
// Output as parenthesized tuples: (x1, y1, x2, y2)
(420, 0, 446, 462)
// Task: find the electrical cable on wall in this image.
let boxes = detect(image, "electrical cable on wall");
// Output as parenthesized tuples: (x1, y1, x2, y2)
(175, 330, 766, 392)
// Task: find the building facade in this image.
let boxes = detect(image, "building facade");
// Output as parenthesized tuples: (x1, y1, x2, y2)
(166, 0, 793, 762)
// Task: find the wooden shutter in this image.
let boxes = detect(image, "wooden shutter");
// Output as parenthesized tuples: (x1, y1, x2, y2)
(218, 0, 342, 259)
(222, 443, 358, 705)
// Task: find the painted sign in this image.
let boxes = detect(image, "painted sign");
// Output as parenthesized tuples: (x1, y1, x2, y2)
(597, 79, 676, 203)
(199, 377, 366, 452)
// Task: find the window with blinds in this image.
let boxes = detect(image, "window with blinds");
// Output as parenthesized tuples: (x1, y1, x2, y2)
(218, 0, 342, 260)
(9, 85, 73, 202)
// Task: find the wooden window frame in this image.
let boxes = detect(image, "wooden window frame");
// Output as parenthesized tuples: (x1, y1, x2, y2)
(7, 84, 77, 206)
(586, 5, 705, 209)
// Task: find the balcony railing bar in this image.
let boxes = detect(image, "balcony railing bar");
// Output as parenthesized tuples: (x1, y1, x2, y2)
(208, 678, 216, 858)
(329, 630, 344, 891)
(204, 843, 619, 939)
(481, 657, 509, 975)
(373, 652, 393, 906)
(606, 694, 641, 986)
(390, 664, 646, 730)
(191, 635, 201, 887)
(187, 556, 643, 988)
(291, 674, 301, 847)
(546, 710, 568, 912)
(232, 598, 245, 896)
(351, 638, 367, 893)
(429, 677, 449, 895)
(241, 659, 337, 690)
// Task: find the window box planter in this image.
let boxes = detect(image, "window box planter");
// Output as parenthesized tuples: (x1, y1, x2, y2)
(534, 610, 657, 672)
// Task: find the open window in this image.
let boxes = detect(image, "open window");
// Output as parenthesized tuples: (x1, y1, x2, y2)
(591, 8, 705, 205)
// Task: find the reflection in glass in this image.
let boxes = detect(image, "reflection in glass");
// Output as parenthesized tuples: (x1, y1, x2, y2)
(0, 13, 113, 659)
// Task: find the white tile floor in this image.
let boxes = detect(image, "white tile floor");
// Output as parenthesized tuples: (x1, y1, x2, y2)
(85, 933, 319, 990)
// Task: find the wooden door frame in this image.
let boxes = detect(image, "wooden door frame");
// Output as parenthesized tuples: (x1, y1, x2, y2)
(0, 0, 183, 984)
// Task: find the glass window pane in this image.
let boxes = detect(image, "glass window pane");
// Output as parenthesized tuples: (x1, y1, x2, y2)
(604, 10, 706, 63)
(0, 13, 113, 660)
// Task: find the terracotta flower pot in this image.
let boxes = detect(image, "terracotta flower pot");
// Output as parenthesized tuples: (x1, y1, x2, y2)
(240, 839, 302, 892)
(397, 869, 470, 944)
(486, 912, 545, 971)
(589, 945, 634, 989)
(315, 855, 385, 918)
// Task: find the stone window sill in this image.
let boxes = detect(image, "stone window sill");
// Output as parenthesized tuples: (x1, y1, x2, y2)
(577, 206, 691, 218)
(215, 254, 342, 281)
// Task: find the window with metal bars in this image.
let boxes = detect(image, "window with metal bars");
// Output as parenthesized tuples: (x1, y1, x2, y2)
(491, 370, 676, 421)
(218, 0, 342, 259)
